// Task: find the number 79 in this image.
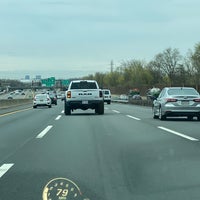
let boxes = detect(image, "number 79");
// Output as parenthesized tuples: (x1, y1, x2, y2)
(57, 189, 68, 197)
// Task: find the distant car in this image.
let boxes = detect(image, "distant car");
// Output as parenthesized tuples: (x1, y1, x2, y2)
(61, 93, 65, 101)
(102, 89, 111, 104)
(57, 93, 62, 99)
(7, 95, 13, 99)
(119, 94, 128, 100)
(132, 94, 142, 100)
(57, 92, 65, 100)
(14, 90, 20, 95)
(147, 87, 161, 101)
(152, 87, 200, 120)
(33, 93, 51, 108)
(48, 92, 57, 105)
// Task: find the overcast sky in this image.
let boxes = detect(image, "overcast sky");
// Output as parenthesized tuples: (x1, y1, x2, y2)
(0, 0, 200, 78)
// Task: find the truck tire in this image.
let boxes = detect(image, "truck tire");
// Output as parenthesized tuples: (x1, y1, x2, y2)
(95, 102, 104, 115)
(64, 103, 71, 115)
(95, 106, 98, 114)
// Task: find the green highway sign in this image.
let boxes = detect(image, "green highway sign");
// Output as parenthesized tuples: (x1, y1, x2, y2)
(41, 77, 55, 87)
(61, 79, 70, 86)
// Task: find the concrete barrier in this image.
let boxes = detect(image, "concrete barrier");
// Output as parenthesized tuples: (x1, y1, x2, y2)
(0, 99, 32, 109)
(112, 97, 153, 107)
(129, 99, 153, 107)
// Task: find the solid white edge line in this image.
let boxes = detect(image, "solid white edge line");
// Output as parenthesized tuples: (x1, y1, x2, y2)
(55, 115, 62, 120)
(112, 110, 120, 113)
(126, 115, 141, 121)
(0, 163, 14, 178)
(158, 126, 199, 141)
(36, 125, 53, 139)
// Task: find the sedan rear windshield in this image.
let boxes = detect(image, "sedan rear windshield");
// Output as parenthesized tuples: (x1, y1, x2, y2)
(35, 94, 48, 99)
(168, 88, 199, 96)
(71, 82, 97, 89)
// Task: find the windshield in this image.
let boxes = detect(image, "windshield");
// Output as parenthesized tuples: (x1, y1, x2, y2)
(168, 88, 199, 96)
(1, 1, 200, 200)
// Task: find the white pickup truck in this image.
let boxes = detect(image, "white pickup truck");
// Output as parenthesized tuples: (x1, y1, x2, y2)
(64, 80, 104, 115)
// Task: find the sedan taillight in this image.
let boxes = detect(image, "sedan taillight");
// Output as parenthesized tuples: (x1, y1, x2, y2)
(166, 98, 177, 102)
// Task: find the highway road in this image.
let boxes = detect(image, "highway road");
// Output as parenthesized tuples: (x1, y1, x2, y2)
(0, 101, 200, 200)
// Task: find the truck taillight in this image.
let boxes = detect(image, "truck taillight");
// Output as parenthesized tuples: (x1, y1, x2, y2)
(67, 91, 71, 98)
(193, 98, 200, 102)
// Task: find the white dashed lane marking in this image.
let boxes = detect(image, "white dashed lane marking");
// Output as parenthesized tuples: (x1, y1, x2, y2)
(55, 115, 62, 120)
(158, 126, 199, 141)
(36, 125, 53, 139)
(0, 163, 14, 178)
(126, 115, 141, 121)
(112, 110, 120, 113)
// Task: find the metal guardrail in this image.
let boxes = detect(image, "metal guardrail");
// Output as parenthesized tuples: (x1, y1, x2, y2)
(112, 99, 129, 103)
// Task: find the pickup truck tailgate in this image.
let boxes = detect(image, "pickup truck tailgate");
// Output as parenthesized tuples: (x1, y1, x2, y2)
(70, 89, 100, 100)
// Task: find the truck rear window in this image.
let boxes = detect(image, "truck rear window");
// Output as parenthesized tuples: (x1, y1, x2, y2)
(71, 81, 97, 89)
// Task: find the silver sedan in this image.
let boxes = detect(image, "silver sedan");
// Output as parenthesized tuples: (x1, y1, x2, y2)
(152, 87, 200, 120)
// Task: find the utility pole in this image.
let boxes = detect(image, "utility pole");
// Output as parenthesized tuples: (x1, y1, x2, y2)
(110, 60, 114, 73)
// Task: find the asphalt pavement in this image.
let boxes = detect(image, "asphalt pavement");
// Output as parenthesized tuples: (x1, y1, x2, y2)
(0, 101, 200, 200)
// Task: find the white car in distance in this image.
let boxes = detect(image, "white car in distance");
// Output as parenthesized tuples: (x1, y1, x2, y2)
(33, 93, 52, 108)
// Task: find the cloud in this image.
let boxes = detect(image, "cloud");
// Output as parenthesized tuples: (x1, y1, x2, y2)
(0, 0, 200, 75)
(40, 0, 73, 6)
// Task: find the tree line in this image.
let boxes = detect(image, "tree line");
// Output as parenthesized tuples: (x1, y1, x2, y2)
(82, 42, 200, 95)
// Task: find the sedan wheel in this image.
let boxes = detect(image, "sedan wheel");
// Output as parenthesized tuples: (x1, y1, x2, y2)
(159, 108, 166, 120)
(152, 107, 158, 119)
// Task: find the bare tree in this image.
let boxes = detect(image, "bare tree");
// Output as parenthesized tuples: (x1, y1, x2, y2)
(183, 50, 196, 85)
(147, 60, 164, 85)
(153, 48, 182, 86)
(191, 42, 200, 90)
